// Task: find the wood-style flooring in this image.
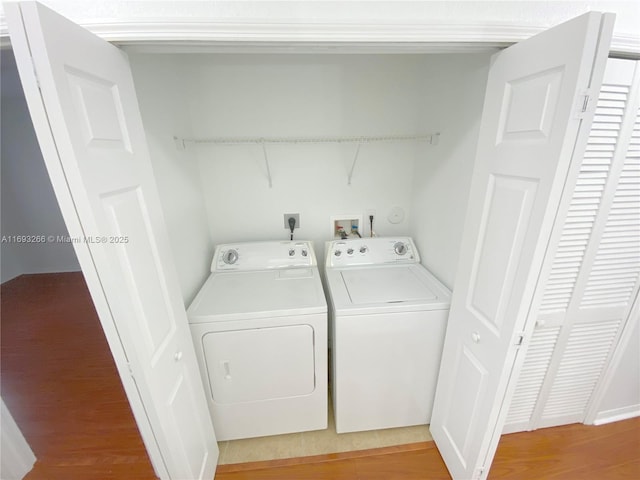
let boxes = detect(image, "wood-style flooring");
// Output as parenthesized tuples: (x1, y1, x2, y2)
(216, 416, 640, 479)
(1, 273, 156, 480)
(2, 272, 639, 480)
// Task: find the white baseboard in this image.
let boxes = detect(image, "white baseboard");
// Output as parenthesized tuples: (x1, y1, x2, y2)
(592, 404, 640, 426)
(1, 399, 36, 480)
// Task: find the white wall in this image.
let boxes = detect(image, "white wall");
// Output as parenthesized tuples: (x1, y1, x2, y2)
(1, 50, 80, 283)
(128, 53, 491, 286)
(409, 54, 491, 289)
(189, 54, 426, 267)
(129, 54, 214, 305)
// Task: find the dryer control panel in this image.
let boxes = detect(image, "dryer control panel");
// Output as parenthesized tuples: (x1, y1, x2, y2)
(212, 241, 317, 271)
(325, 237, 420, 268)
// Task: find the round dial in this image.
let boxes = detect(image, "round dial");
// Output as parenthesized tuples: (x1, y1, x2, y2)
(222, 249, 239, 265)
(347, 248, 354, 255)
(359, 246, 368, 254)
(334, 250, 342, 257)
(289, 249, 295, 257)
(394, 242, 408, 255)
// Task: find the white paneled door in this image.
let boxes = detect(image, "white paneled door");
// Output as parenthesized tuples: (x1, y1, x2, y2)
(429, 12, 613, 480)
(4, 2, 218, 479)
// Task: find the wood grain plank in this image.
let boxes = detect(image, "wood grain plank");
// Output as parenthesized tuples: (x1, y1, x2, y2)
(353, 448, 450, 480)
(214, 457, 360, 480)
(1, 273, 156, 480)
(492, 418, 640, 480)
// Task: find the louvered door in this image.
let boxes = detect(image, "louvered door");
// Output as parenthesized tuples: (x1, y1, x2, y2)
(505, 58, 640, 433)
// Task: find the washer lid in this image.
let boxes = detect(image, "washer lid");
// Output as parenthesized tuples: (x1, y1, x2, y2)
(341, 267, 437, 304)
(325, 264, 451, 315)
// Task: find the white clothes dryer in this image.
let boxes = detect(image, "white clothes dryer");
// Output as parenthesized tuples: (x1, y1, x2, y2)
(324, 237, 451, 434)
(188, 241, 327, 441)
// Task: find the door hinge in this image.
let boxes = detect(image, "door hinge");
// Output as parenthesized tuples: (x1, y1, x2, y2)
(515, 332, 526, 347)
(127, 362, 135, 378)
(575, 89, 594, 119)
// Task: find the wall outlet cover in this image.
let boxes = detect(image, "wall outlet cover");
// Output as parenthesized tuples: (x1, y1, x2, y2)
(284, 213, 300, 229)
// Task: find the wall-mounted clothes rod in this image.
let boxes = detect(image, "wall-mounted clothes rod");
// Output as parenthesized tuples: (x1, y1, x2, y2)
(173, 133, 440, 187)
(174, 133, 439, 147)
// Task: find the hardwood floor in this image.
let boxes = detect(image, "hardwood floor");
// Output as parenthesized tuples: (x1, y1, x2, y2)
(1, 273, 156, 480)
(214, 418, 640, 479)
(2, 272, 638, 480)
(491, 416, 640, 479)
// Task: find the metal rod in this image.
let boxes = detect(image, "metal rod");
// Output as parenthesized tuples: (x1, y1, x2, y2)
(178, 132, 439, 146)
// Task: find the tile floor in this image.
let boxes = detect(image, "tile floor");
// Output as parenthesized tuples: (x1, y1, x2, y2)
(217, 400, 432, 464)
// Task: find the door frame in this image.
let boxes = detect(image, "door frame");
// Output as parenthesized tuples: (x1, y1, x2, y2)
(3, 3, 632, 478)
(0, 6, 637, 56)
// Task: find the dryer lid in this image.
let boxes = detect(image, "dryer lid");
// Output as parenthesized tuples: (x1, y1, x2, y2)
(341, 266, 438, 305)
(188, 268, 327, 322)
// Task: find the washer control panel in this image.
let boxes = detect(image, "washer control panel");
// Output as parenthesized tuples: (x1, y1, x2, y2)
(212, 241, 316, 271)
(326, 237, 419, 267)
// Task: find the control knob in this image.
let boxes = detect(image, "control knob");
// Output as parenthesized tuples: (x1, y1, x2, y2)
(334, 249, 342, 257)
(347, 248, 354, 255)
(289, 249, 295, 256)
(223, 249, 239, 265)
(359, 246, 368, 254)
(394, 242, 408, 255)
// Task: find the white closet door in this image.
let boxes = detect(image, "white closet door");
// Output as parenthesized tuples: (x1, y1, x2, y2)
(4, 3, 218, 479)
(505, 58, 640, 433)
(429, 12, 613, 480)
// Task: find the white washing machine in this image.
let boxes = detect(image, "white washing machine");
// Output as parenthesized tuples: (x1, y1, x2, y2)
(188, 241, 327, 441)
(324, 237, 451, 434)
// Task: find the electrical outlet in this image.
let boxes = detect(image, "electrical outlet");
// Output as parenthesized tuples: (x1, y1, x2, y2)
(365, 210, 376, 237)
(284, 213, 300, 229)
